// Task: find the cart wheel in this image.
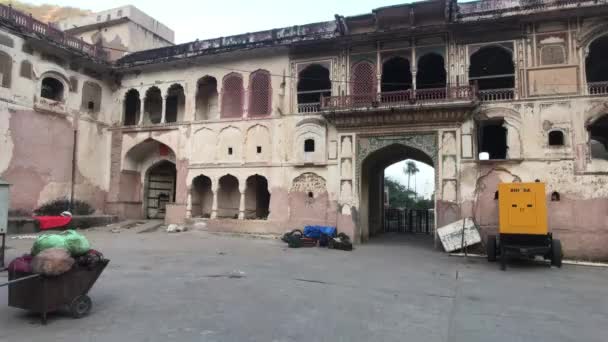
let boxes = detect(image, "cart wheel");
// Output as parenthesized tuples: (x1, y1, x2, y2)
(551, 239, 563, 268)
(69, 295, 92, 318)
(486, 235, 497, 262)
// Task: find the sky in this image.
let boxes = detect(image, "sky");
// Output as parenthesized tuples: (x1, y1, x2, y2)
(385, 160, 434, 199)
(25, 0, 476, 43)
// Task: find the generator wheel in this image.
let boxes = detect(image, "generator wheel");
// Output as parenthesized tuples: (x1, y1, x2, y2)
(69, 295, 92, 318)
(551, 239, 563, 268)
(486, 235, 497, 262)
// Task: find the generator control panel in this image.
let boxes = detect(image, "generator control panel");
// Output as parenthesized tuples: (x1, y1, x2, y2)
(498, 182, 548, 235)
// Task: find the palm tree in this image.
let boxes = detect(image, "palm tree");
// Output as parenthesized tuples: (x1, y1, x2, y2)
(403, 160, 420, 194)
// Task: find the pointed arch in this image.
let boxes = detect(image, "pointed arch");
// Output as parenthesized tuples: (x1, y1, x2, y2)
(221, 72, 244, 118)
(249, 69, 272, 117)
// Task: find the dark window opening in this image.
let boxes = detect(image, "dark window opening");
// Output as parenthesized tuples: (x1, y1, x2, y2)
(0, 51, 12, 88)
(82, 81, 102, 114)
(494, 191, 499, 200)
(256, 146, 262, 154)
(88, 101, 95, 110)
(381, 56, 412, 92)
(297, 64, 331, 111)
(478, 119, 507, 160)
(551, 191, 560, 202)
(308, 191, 314, 199)
(416, 53, 446, 89)
(228, 147, 233, 155)
(123, 89, 140, 126)
(304, 139, 315, 153)
(548, 130, 565, 146)
(588, 114, 608, 159)
(144, 87, 162, 124)
(469, 46, 515, 90)
(165, 84, 185, 123)
(40, 77, 64, 101)
(196, 76, 218, 120)
(586, 36, 608, 85)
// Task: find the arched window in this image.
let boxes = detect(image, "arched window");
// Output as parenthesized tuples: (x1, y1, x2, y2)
(586, 35, 608, 94)
(304, 139, 315, 153)
(351, 61, 376, 106)
(469, 46, 515, 100)
(144, 86, 162, 124)
(41, 77, 64, 101)
(165, 83, 185, 123)
(297, 64, 331, 113)
(249, 70, 272, 117)
(221, 73, 244, 118)
(81, 81, 102, 113)
(548, 130, 564, 146)
(0, 51, 12, 88)
(123, 89, 140, 126)
(19, 60, 32, 79)
(381, 56, 411, 93)
(588, 114, 608, 160)
(417, 53, 446, 90)
(195, 76, 218, 120)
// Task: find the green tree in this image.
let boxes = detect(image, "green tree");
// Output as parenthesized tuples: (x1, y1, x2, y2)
(384, 176, 433, 210)
(403, 161, 420, 194)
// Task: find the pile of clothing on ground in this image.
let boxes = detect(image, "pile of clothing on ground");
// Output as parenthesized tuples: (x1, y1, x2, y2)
(7, 230, 104, 276)
(282, 226, 353, 251)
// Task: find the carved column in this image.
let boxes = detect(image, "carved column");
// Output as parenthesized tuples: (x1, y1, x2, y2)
(160, 95, 167, 124)
(186, 186, 192, 219)
(238, 182, 246, 220)
(211, 182, 219, 219)
(137, 94, 144, 126)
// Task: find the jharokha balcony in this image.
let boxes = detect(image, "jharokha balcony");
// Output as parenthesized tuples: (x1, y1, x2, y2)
(317, 85, 514, 127)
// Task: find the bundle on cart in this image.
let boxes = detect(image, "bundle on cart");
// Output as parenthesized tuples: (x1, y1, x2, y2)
(3, 230, 109, 324)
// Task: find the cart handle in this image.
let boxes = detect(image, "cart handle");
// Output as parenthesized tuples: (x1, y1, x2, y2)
(0, 274, 40, 288)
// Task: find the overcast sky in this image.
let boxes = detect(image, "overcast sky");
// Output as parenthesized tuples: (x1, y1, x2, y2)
(26, 0, 476, 43)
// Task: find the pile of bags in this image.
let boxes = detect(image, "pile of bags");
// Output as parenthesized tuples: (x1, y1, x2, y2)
(281, 225, 353, 251)
(8, 230, 104, 276)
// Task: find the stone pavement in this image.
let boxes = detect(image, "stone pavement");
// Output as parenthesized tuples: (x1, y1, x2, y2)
(0, 229, 607, 342)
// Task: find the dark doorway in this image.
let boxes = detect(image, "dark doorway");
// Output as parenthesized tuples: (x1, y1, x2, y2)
(145, 161, 176, 219)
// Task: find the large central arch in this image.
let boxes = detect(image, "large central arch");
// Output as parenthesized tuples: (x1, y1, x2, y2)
(357, 134, 438, 242)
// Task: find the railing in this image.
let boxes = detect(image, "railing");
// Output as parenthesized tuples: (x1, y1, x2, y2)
(478, 88, 515, 102)
(588, 82, 608, 95)
(321, 85, 477, 111)
(0, 4, 106, 60)
(298, 103, 322, 113)
(384, 208, 434, 235)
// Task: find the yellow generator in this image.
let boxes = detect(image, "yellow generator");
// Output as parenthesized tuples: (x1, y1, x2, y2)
(486, 181, 562, 270)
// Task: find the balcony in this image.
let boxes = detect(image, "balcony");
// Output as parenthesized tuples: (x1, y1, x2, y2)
(588, 82, 608, 96)
(320, 85, 477, 112)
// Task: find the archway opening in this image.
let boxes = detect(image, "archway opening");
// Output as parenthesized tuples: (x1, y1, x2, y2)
(245, 175, 270, 219)
(361, 143, 435, 244)
(144, 86, 162, 124)
(192, 175, 213, 218)
(469, 46, 515, 100)
(165, 84, 185, 123)
(586, 35, 608, 86)
(196, 76, 218, 120)
(145, 160, 176, 219)
(381, 56, 412, 93)
(217, 175, 239, 218)
(41, 77, 65, 101)
(123, 89, 140, 126)
(417, 53, 446, 89)
(588, 114, 608, 160)
(297, 64, 331, 113)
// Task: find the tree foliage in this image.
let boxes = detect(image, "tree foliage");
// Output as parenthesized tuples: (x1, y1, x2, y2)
(384, 177, 433, 209)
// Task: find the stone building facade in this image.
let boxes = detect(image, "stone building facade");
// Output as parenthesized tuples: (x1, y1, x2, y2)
(2, 0, 608, 259)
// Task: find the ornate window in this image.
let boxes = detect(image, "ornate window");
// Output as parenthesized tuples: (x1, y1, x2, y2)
(249, 70, 272, 117)
(221, 73, 244, 118)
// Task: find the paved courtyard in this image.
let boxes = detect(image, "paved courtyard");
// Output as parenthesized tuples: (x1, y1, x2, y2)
(1, 227, 607, 342)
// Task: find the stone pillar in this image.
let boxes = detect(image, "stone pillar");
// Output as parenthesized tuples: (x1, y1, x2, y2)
(137, 95, 144, 126)
(186, 186, 192, 219)
(211, 183, 219, 219)
(161, 95, 167, 124)
(238, 183, 246, 220)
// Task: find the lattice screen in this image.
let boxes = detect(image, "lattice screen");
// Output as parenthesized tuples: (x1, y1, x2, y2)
(351, 61, 376, 96)
(221, 73, 244, 118)
(249, 70, 271, 117)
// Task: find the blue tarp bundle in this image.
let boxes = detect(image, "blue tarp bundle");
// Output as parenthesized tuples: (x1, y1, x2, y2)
(303, 226, 337, 239)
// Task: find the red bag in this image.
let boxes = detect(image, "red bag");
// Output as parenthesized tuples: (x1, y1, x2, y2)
(8, 254, 33, 273)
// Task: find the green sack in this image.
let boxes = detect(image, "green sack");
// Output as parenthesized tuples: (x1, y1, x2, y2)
(60, 230, 91, 256)
(31, 234, 68, 256)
